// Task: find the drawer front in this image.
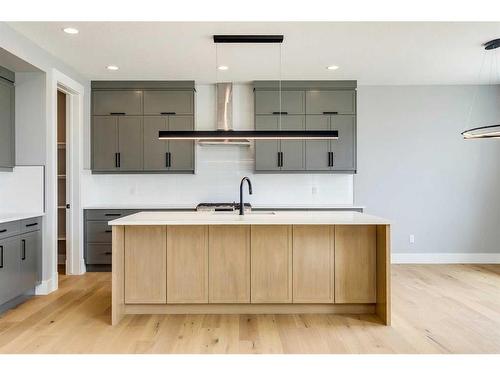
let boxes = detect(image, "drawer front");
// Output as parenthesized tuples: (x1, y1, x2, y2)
(86, 244, 112, 265)
(85, 209, 138, 221)
(0, 221, 21, 240)
(143, 90, 193, 115)
(20, 217, 42, 233)
(92, 90, 143, 115)
(86, 221, 112, 243)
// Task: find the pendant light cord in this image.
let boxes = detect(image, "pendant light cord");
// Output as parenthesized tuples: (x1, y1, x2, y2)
(466, 49, 487, 128)
(279, 43, 282, 131)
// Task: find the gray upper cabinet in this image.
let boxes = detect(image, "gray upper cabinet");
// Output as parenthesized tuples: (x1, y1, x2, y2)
(143, 91, 193, 115)
(254, 81, 357, 174)
(117, 116, 143, 171)
(255, 90, 305, 115)
(92, 90, 143, 115)
(306, 90, 356, 115)
(91, 81, 195, 174)
(92, 116, 118, 171)
(0, 74, 15, 171)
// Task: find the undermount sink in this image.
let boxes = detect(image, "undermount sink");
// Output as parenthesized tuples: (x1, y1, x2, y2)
(210, 211, 276, 216)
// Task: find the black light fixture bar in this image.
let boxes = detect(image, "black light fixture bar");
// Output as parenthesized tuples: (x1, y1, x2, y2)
(461, 124, 500, 139)
(159, 130, 338, 140)
(484, 38, 500, 50)
(213, 35, 284, 44)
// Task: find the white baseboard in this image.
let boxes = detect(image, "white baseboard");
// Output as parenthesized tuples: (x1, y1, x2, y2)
(392, 253, 500, 264)
(35, 272, 58, 295)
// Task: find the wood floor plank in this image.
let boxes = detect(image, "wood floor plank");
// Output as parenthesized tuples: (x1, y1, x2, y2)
(1, 265, 500, 353)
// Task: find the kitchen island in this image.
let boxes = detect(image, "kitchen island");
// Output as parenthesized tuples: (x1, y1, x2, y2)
(109, 211, 391, 325)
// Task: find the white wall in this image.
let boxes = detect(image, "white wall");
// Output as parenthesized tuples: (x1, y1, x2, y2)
(0, 166, 44, 213)
(355, 85, 500, 254)
(81, 84, 354, 208)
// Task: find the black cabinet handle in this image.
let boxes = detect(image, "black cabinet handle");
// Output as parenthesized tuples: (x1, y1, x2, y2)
(25, 223, 38, 227)
(105, 252, 112, 255)
(160, 112, 176, 115)
(0, 245, 3, 268)
(167, 152, 171, 168)
(21, 239, 26, 261)
(105, 213, 121, 217)
(328, 151, 334, 167)
(115, 153, 119, 168)
(110, 112, 126, 115)
(272, 111, 288, 115)
(105, 230, 112, 233)
(165, 152, 170, 168)
(117, 153, 121, 168)
(277, 152, 284, 167)
(323, 111, 338, 115)
(0, 229, 6, 233)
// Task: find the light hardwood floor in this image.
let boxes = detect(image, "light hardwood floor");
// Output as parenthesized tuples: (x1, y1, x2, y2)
(1, 264, 500, 354)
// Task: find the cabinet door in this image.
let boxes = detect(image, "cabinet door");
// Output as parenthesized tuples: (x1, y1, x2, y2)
(19, 231, 39, 293)
(167, 116, 194, 171)
(292, 225, 334, 303)
(167, 226, 208, 303)
(0, 238, 21, 305)
(305, 115, 331, 170)
(143, 90, 193, 115)
(331, 115, 356, 172)
(306, 90, 356, 115)
(255, 116, 280, 171)
(92, 116, 118, 171)
(143, 116, 168, 170)
(124, 226, 166, 304)
(251, 225, 292, 303)
(118, 116, 143, 171)
(335, 225, 376, 303)
(255, 90, 305, 115)
(93, 90, 143, 115)
(209, 226, 250, 303)
(280, 115, 305, 171)
(0, 79, 14, 169)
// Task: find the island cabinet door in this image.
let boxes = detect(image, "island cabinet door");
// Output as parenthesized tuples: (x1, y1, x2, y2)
(166, 225, 208, 303)
(292, 225, 334, 303)
(208, 226, 250, 303)
(124, 226, 167, 304)
(251, 225, 292, 303)
(334, 225, 377, 303)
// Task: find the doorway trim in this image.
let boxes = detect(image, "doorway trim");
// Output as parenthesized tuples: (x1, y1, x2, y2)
(37, 69, 85, 294)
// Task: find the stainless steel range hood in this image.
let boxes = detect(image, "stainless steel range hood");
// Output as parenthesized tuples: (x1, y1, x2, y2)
(198, 82, 251, 146)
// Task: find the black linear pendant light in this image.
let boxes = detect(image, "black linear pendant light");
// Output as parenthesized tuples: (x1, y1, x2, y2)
(158, 34, 339, 141)
(462, 38, 500, 139)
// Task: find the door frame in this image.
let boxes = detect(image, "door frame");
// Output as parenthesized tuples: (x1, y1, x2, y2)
(50, 70, 85, 282)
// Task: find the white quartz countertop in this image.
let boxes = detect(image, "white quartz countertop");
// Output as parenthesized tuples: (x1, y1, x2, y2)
(109, 211, 390, 226)
(84, 204, 364, 210)
(0, 212, 45, 225)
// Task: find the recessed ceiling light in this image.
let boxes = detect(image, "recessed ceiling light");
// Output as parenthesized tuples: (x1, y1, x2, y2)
(218, 65, 229, 71)
(327, 65, 339, 70)
(106, 65, 119, 71)
(63, 27, 79, 35)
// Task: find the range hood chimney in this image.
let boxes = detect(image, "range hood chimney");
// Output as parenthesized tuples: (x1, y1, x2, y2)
(198, 82, 251, 146)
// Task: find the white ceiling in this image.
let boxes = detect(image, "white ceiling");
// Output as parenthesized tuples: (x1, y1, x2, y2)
(7, 22, 500, 85)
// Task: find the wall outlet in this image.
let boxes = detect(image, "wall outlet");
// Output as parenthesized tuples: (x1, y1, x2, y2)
(409, 234, 415, 244)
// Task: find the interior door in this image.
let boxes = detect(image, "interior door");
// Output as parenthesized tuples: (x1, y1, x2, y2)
(255, 115, 280, 171)
(118, 116, 143, 171)
(143, 116, 168, 170)
(280, 115, 305, 171)
(330, 115, 356, 171)
(92, 116, 118, 171)
(167, 115, 194, 171)
(305, 115, 331, 170)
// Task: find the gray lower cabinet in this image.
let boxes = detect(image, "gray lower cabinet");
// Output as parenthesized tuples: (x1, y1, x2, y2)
(0, 75, 15, 171)
(305, 114, 356, 172)
(0, 217, 42, 308)
(255, 115, 305, 171)
(92, 116, 143, 172)
(143, 115, 194, 172)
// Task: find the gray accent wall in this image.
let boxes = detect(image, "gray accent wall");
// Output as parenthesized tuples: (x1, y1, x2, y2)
(355, 85, 500, 254)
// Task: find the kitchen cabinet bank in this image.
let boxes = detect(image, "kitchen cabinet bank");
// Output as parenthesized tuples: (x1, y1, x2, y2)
(109, 211, 390, 326)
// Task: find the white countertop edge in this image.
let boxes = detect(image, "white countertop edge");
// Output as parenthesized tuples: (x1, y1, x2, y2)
(109, 211, 390, 226)
(83, 205, 365, 210)
(0, 212, 45, 225)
